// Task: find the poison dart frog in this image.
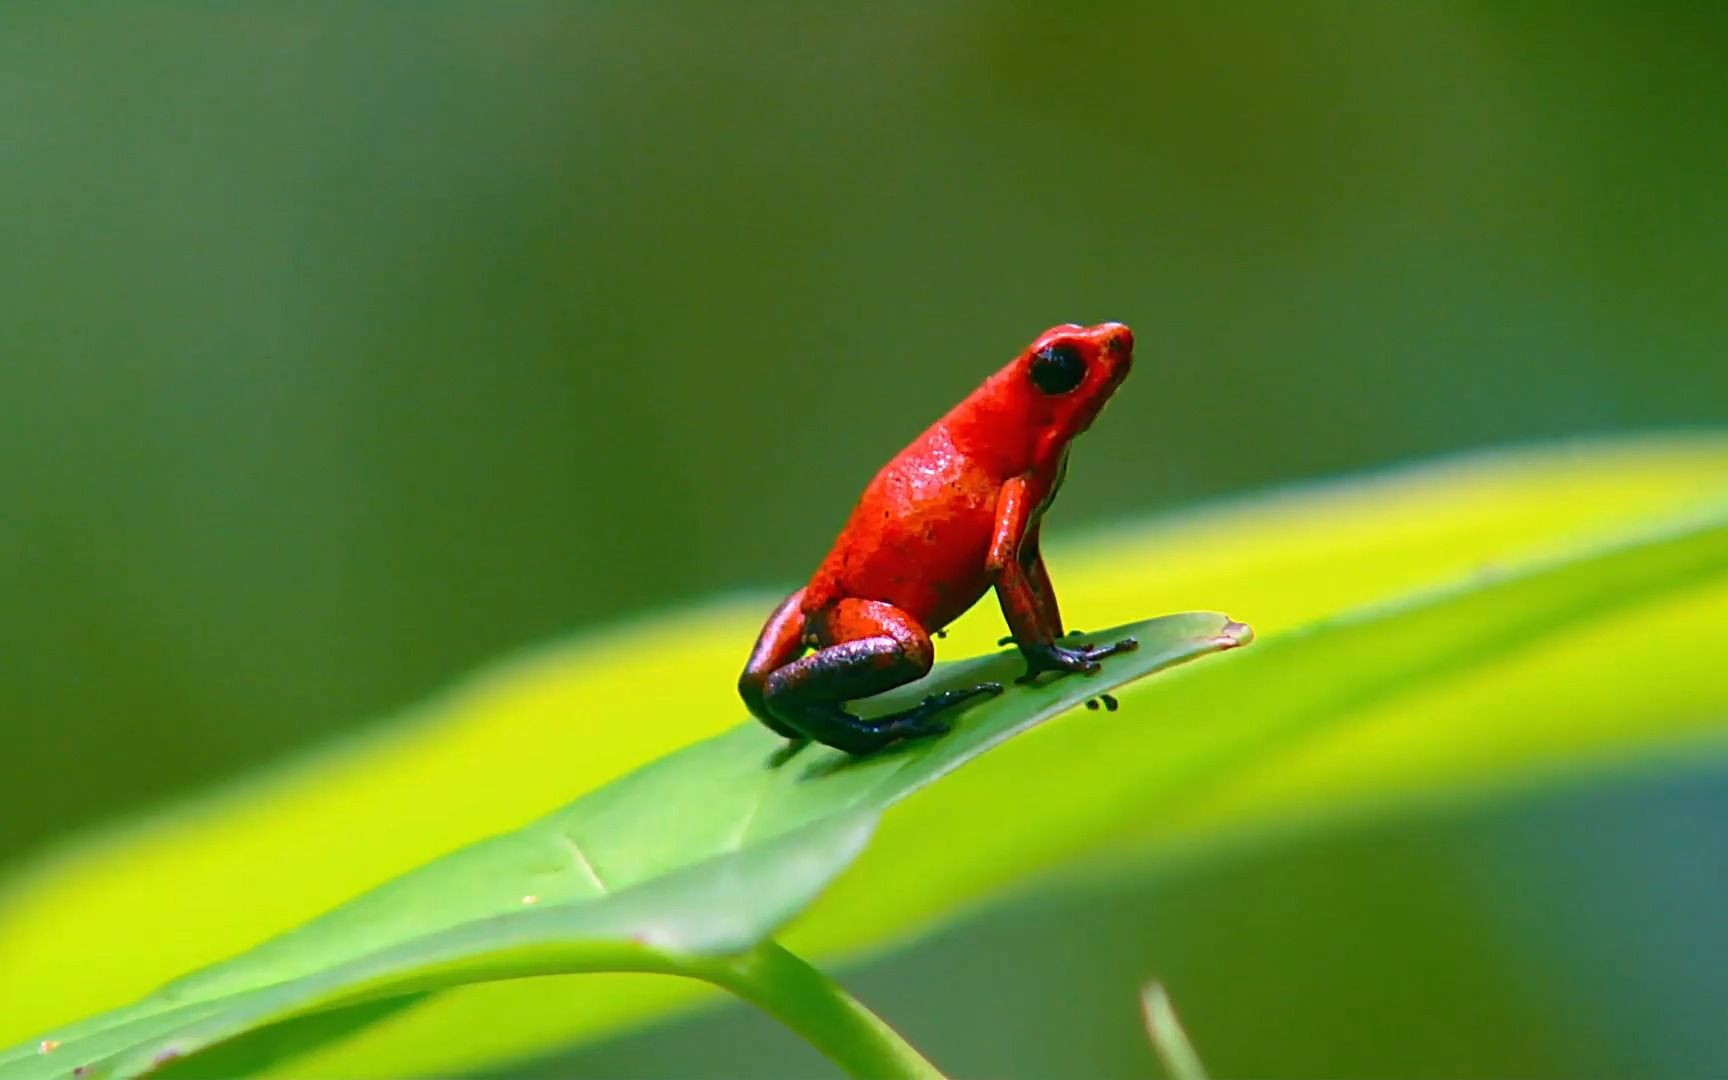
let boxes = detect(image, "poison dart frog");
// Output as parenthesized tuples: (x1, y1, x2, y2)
(738, 322, 1139, 755)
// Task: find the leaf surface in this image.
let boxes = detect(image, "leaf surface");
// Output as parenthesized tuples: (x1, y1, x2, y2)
(5, 618, 1243, 1079)
(3, 434, 1725, 1078)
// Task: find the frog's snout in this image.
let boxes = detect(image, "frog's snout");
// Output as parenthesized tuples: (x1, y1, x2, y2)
(1096, 321, 1134, 383)
(1099, 322, 1134, 357)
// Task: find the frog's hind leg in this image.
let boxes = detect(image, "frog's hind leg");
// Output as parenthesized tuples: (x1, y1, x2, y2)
(763, 598, 1003, 755)
(739, 588, 810, 740)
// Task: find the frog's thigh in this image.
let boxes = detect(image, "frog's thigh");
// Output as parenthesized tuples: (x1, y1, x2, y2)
(767, 599, 933, 706)
(761, 600, 938, 754)
(738, 588, 809, 740)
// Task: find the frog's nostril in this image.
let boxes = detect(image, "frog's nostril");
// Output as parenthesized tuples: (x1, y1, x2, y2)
(1102, 323, 1134, 357)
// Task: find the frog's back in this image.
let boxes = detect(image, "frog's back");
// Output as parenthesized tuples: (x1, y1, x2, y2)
(803, 424, 1000, 631)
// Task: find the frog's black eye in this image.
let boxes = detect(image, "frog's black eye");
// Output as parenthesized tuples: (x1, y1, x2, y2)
(1029, 343, 1087, 395)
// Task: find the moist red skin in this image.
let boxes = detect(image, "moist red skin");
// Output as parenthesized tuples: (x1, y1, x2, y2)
(740, 321, 1137, 755)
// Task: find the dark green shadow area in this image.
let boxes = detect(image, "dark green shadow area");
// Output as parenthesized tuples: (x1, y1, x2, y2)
(530, 752, 1728, 1080)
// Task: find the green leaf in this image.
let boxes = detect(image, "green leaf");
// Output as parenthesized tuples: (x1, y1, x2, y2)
(3, 434, 1726, 1078)
(4, 617, 1244, 1080)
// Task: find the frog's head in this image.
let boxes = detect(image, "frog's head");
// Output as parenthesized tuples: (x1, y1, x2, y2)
(1013, 321, 1135, 444)
(946, 321, 1135, 475)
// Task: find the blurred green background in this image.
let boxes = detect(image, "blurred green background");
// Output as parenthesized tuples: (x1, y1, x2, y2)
(2, 3, 1725, 1076)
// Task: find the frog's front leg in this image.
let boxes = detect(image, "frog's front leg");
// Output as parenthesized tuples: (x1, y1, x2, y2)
(761, 598, 1002, 755)
(1020, 523, 1064, 636)
(989, 477, 1137, 683)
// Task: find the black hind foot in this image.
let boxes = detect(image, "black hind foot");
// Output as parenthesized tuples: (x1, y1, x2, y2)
(791, 681, 1004, 756)
(873, 682, 1005, 740)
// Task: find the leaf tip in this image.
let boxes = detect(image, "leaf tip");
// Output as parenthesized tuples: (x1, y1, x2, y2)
(1211, 618, 1254, 650)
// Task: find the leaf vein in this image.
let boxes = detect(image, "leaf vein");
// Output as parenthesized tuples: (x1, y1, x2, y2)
(558, 832, 609, 894)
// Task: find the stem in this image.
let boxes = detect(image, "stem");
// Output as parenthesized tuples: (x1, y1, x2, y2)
(1140, 982, 1210, 1080)
(695, 941, 946, 1080)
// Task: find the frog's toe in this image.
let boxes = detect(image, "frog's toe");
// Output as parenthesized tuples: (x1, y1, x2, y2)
(889, 715, 951, 740)
(1077, 636, 1137, 663)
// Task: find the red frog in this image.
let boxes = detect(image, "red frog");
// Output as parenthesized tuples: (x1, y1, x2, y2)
(739, 321, 1139, 755)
